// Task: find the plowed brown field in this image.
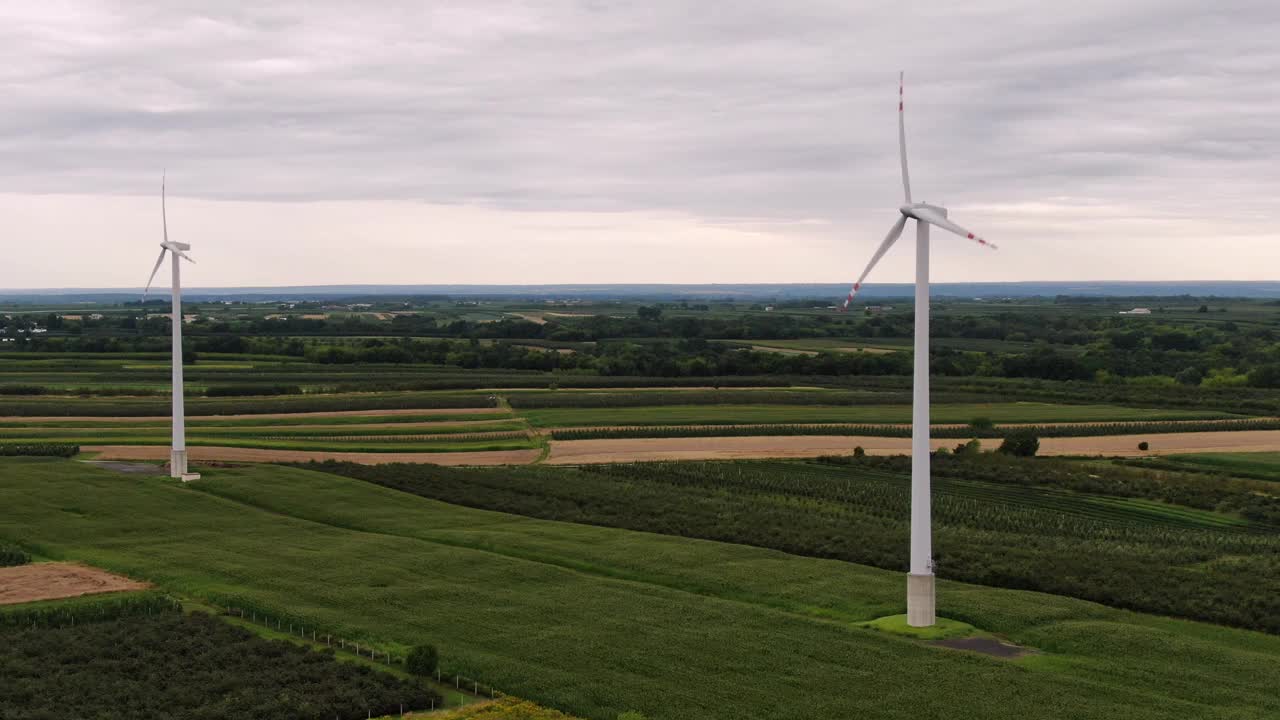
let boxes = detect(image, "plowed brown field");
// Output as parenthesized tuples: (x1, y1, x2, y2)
(0, 562, 148, 605)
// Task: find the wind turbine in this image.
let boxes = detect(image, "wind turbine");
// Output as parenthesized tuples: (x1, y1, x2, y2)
(842, 73, 997, 627)
(144, 174, 200, 481)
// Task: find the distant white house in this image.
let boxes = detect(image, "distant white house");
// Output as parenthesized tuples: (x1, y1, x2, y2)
(1119, 308, 1152, 315)
(864, 305, 894, 313)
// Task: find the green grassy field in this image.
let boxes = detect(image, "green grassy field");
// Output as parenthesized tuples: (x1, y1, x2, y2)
(518, 402, 1240, 428)
(2, 458, 1277, 719)
(1162, 452, 1280, 482)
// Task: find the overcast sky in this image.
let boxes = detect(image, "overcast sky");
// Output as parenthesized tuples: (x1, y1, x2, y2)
(2, 1, 1277, 288)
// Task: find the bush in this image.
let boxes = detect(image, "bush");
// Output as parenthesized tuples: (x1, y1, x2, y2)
(405, 644, 439, 676)
(954, 439, 982, 456)
(0, 546, 30, 567)
(853, 445, 866, 458)
(1174, 367, 1203, 387)
(1138, 441, 1150, 451)
(1249, 364, 1280, 389)
(968, 416, 994, 431)
(998, 431, 1040, 457)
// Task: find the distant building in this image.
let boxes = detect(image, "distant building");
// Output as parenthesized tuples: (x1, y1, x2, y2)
(864, 305, 894, 313)
(1119, 308, 1152, 315)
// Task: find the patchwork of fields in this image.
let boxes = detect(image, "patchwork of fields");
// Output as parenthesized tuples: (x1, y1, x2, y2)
(2, 458, 1278, 719)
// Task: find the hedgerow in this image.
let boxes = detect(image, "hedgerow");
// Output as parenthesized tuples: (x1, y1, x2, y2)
(0, 443, 79, 457)
(204, 383, 304, 397)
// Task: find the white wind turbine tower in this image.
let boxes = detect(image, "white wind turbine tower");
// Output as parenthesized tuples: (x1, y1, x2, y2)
(843, 73, 998, 627)
(144, 174, 200, 481)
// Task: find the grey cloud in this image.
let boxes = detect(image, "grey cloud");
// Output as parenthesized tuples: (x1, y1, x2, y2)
(1, 0, 1278, 226)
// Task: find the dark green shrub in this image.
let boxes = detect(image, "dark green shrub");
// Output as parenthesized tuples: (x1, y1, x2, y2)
(998, 431, 1040, 457)
(405, 644, 439, 676)
(853, 446, 866, 458)
(1138, 441, 1150, 451)
(0, 546, 30, 567)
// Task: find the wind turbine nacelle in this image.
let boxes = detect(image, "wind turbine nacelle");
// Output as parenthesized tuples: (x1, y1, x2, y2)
(900, 202, 948, 220)
(162, 241, 192, 252)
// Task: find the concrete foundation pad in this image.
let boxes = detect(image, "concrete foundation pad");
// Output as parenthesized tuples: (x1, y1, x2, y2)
(169, 449, 188, 478)
(907, 573, 936, 627)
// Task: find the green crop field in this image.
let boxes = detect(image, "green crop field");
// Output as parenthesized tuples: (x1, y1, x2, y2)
(2, 458, 1278, 719)
(1157, 452, 1280, 482)
(517, 402, 1239, 428)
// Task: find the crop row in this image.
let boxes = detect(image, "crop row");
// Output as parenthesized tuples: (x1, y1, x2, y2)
(0, 392, 498, 417)
(0, 422, 525, 439)
(0, 591, 178, 629)
(509, 389, 928, 409)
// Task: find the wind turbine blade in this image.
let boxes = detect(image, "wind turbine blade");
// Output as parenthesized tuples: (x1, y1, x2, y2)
(162, 171, 169, 244)
(176, 251, 195, 263)
(144, 248, 168, 298)
(913, 207, 997, 250)
(842, 215, 909, 310)
(899, 72, 911, 204)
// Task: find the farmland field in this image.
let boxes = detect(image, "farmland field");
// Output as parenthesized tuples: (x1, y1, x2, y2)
(517, 402, 1239, 428)
(2, 458, 1278, 719)
(1157, 452, 1280, 482)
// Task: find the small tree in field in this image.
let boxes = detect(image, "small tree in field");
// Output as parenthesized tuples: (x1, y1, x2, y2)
(998, 431, 1039, 457)
(853, 445, 866, 458)
(405, 644, 438, 676)
(968, 416, 994, 432)
(1138, 441, 1150, 451)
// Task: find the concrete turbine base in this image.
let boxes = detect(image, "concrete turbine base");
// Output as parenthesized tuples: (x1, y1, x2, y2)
(169, 449, 188, 479)
(907, 573, 936, 627)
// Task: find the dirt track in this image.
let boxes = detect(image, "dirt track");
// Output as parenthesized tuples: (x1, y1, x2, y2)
(82, 444, 542, 466)
(545, 430, 1280, 464)
(72, 430, 1280, 467)
(0, 562, 149, 605)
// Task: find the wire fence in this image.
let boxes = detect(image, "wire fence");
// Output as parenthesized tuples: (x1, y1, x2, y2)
(215, 601, 503, 707)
